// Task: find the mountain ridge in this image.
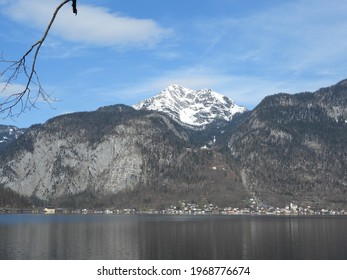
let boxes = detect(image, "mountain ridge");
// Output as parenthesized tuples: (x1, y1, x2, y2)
(229, 79, 347, 207)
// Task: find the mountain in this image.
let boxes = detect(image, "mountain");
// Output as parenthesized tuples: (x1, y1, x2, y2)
(229, 79, 347, 208)
(0, 125, 26, 151)
(0, 105, 247, 209)
(133, 84, 246, 127)
(1, 80, 347, 209)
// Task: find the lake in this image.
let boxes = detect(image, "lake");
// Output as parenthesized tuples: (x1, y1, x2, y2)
(0, 214, 346, 260)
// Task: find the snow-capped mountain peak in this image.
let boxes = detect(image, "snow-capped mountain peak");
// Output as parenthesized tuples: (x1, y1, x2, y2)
(133, 85, 246, 127)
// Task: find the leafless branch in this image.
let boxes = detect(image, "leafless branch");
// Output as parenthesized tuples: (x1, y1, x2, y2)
(0, 0, 77, 118)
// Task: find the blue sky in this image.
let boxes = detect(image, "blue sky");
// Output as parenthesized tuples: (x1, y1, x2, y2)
(1, 0, 347, 128)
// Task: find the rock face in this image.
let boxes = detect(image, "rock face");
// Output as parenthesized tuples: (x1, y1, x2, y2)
(133, 84, 246, 127)
(0, 105, 247, 208)
(229, 79, 347, 207)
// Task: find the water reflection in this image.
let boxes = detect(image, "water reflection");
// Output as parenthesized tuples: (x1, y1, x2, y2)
(0, 215, 141, 259)
(0, 214, 346, 259)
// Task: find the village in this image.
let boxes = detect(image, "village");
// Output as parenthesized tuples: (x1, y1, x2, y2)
(1, 199, 347, 216)
(132, 200, 347, 216)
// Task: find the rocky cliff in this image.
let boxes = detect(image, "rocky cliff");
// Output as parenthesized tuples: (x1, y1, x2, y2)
(0, 105, 247, 208)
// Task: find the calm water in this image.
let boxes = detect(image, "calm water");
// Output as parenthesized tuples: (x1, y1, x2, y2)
(0, 214, 346, 260)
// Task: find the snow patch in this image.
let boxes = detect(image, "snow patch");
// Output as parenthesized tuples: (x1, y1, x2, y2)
(133, 84, 246, 127)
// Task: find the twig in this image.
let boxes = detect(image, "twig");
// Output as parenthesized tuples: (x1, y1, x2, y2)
(0, 0, 75, 118)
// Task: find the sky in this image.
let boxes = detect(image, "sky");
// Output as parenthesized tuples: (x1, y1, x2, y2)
(1, 0, 347, 128)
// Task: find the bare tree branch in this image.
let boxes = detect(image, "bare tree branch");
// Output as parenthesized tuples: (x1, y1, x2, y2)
(0, 0, 76, 118)
(72, 0, 78, 15)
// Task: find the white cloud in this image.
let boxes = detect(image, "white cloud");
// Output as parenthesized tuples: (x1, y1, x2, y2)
(2, 0, 169, 48)
(0, 82, 25, 97)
